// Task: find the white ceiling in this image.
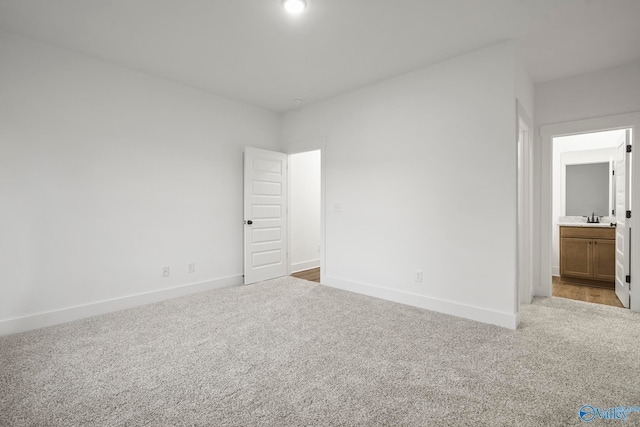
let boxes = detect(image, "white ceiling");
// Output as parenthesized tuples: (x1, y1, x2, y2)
(0, 0, 639, 113)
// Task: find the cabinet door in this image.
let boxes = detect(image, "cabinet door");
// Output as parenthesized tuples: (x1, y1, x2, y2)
(592, 239, 615, 282)
(560, 237, 591, 278)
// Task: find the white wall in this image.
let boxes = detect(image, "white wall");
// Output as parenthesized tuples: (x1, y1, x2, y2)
(515, 58, 534, 124)
(282, 41, 519, 328)
(534, 61, 640, 296)
(289, 150, 321, 272)
(536, 61, 640, 126)
(551, 130, 623, 274)
(0, 32, 280, 334)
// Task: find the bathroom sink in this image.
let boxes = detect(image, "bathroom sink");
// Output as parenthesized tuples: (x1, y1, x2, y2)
(558, 216, 616, 227)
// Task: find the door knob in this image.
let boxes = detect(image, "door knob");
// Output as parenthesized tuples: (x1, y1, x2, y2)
(246, 220, 253, 225)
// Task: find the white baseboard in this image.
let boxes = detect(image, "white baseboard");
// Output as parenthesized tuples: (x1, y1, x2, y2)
(323, 276, 518, 330)
(291, 259, 320, 273)
(0, 275, 242, 337)
(552, 266, 560, 276)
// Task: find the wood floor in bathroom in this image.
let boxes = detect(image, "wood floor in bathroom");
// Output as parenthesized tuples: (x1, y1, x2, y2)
(291, 267, 320, 283)
(552, 276, 623, 308)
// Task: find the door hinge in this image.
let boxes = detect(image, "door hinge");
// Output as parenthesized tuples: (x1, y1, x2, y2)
(612, 170, 615, 175)
(627, 210, 632, 218)
(627, 144, 632, 153)
(612, 209, 615, 215)
(626, 275, 631, 284)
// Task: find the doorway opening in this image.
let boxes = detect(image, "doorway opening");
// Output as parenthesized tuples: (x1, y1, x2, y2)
(551, 128, 632, 308)
(288, 150, 322, 283)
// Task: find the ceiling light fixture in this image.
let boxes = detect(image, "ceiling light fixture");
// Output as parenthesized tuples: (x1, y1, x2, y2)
(282, 0, 307, 14)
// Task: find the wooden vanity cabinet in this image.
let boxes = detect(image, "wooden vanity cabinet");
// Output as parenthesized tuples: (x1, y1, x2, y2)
(559, 226, 615, 285)
(592, 238, 615, 281)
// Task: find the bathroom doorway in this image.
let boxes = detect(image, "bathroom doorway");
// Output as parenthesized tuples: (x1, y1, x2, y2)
(551, 128, 631, 308)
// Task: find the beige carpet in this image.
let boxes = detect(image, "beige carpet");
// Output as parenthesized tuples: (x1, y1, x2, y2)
(1, 276, 639, 426)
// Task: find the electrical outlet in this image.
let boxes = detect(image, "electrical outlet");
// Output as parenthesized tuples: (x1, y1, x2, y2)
(415, 269, 422, 283)
(187, 262, 195, 274)
(162, 266, 170, 277)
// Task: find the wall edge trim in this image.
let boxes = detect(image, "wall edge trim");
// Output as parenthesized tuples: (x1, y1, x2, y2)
(0, 275, 242, 336)
(323, 275, 518, 329)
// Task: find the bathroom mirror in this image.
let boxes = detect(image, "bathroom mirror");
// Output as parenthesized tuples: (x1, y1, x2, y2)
(565, 162, 611, 216)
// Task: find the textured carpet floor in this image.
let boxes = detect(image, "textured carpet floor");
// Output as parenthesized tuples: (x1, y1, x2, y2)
(2, 276, 640, 426)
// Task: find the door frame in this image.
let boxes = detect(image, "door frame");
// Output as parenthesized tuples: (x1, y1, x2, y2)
(539, 111, 640, 312)
(517, 101, 534, 307)
(284, 137, 327, 284)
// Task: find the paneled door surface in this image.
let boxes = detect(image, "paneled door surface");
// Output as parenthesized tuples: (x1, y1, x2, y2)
(243, 147, 288, 284)
(615, 130, 631, 308)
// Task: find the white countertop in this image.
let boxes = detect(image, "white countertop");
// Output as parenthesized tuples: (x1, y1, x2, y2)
(558, 223, 616, 228)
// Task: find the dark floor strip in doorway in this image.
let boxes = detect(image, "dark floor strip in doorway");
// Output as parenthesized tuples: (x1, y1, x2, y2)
(291, 268, 320, 283)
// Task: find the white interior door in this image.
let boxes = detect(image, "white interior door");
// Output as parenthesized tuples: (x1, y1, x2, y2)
(244, 147, 288, 285)
(615, 130, 631, 308)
